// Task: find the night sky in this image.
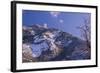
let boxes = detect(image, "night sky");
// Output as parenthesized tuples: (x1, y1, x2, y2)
(22, 10, 91, 40)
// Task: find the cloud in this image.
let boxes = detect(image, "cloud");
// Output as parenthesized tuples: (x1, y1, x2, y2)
(50, 11, 60, 18)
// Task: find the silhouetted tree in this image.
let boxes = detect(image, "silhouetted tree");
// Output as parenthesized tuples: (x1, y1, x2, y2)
(77, 18, 91, 49)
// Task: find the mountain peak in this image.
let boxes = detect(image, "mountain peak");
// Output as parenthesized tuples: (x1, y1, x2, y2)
(22, 24, 90, 62)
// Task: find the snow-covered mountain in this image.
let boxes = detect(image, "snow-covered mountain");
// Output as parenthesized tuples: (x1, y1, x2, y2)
(22, 24, 90, 62)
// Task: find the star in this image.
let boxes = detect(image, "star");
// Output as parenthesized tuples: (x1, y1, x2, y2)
(59, 19, 64, 23)
(50, 11, 60, 18)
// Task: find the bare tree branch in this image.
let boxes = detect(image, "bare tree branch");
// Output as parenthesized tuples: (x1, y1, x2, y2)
(77, 18, 91, 49)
